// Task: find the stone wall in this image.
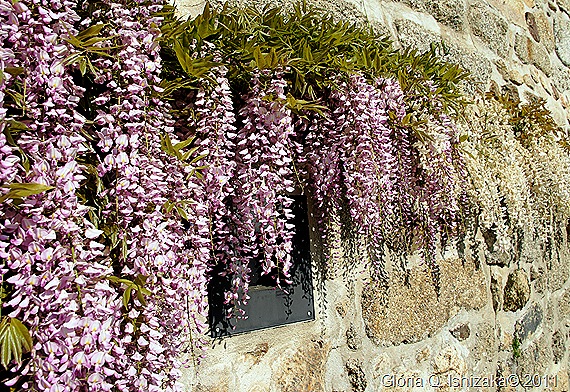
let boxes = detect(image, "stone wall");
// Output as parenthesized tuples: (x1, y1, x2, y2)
(175, 0, 570, 390)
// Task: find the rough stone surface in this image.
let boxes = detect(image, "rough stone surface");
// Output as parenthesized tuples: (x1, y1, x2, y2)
(245, 343, 270, 365)
(554, 12, 570, 66)
(530, 9, 556, 52)
(490, 268, 503, 312)
(526, 11, 541, 42)
(482, 228, 511, 266)
(471, 322, 497, 363)
(274, 339, 330, 392)
(551, 369, 570, 392)
(345, 359, 367, 392)
(432, 346, 466, 374)
(516, 333, 553, 377)
(503, 269, 531, 312)
(393, 19, 440, 53)
(195, 384, 229, 392)
(515, 33, 553, 75)
(468, 1, 510, 56)
(362, 257, 486, 345)
(558, 290, 570, 320)
(514, 303, 543, 341)
(450, 323, 471, 341)
(407, 0, 466, 29)
(551, 330, 566, 363)
(496, 59, 524, 85)
(346, 324, 362, 351)
(440, 41, 494, 92)
(547, 248, 570, 291)
(208, 0, 369, 26)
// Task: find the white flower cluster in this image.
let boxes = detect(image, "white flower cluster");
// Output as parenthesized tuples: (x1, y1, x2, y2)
(460, 96, 570, 255)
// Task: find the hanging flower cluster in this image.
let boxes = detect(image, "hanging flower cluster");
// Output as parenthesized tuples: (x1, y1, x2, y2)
(301, 74, 467, 286)
(191, 68, 299, 318)
(0, 0, 208, 390)
(460, 95, 570, 259)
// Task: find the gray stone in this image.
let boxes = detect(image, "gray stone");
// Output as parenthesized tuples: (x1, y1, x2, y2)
(525, 10, 556, 52)
(554, 12, 570, 67)
(468, 1, 510, 57)
(552, 330, 566, 363)
(514, 303, 543, 342)
(471, 322, 498, 363)
(210, 0, 369, 26)
(345, 359, 367, 392)
(432, 346, 466, 374)
(439, 42, 493, 93)
(531, 264, 547, 294)
(195, 382, 229, 392)
(503, 269, 531, 312)
(394, 19, 440, 53)
(552, 370, 570, 392)
(245, 343, 269, 365)
(515, 33, 553, 75)
(559, 0, 570, 13)
(526, 11, 541, 42)
(496, 59, 525, 85)
(450, 323, 471, 341)
(362, 257, 487, 345)
(558, 290, 570, 320)
(547, 249, 570, 291)
(407, 0, 466, 30)
(346, 324, 362, 351)
(531, 10, 556, 52)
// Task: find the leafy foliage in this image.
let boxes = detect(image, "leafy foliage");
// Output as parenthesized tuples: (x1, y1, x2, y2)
(159, 1, 469, 115)
(488, 89, 565, 150)
(0, 317, 32, 370)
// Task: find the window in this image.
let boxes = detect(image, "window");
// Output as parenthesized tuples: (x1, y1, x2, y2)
(208, 195, 315, 337)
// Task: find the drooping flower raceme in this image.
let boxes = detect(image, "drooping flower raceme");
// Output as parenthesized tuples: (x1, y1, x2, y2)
(301, 74, 467, 286)
(223, 69, 297, 316)
(460, 96, 570, 260)
(0, 0, 210, 390)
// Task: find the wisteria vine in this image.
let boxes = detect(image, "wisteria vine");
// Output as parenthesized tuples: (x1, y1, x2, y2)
(1, 0, 208, 390)
(1, 1, 568, 391)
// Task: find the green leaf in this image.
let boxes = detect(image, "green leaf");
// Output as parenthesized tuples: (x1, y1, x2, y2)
(123, 286, 132, 309)
(134, 275, 146, 286)
(189, 155, 208, 165)
(76, 24, 106, 40)
(4, 67, 25, 77)
(6, 120, 29, 133)
(173, 136, 196, 151)
(162, 200, 175, 214)
(78, 57, 87, 76)
(135, 289, 147, 306)
(175, 205, 189, 221)
(0, 183, 54, 203)
(107, 275, 152, 310)
(0, 317, 32, 370)
(253, 47, 264, 69)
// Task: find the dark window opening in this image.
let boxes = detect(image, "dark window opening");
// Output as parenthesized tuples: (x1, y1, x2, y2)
(208, 194, 315, 338)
